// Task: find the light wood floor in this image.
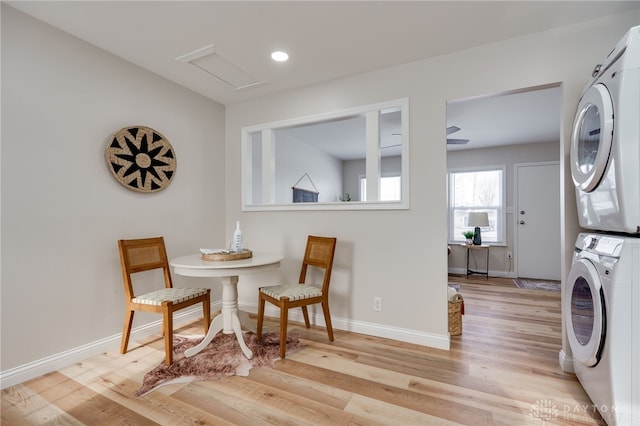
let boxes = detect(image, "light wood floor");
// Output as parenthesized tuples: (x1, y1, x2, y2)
(2, 275, 604, 425)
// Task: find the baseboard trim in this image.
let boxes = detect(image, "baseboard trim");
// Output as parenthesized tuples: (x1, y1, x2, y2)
(0, 302, 220, 390)
(241, 302, 450, 351)
(1, 300, 449, 389)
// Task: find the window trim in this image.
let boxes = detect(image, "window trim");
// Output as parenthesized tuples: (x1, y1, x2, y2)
(359, 173, 402, 202)
(241, 98, 409, 211)
(447, 165, 506, 245)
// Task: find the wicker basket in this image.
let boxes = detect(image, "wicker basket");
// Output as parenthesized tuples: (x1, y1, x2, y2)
(448, 296, 463, 335)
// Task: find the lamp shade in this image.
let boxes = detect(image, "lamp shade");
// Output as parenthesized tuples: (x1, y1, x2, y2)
(467, 212, 489, 227)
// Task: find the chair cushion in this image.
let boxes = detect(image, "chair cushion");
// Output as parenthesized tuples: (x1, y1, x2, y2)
(260, 284, 323, 301)
(132, 288, 208, 306)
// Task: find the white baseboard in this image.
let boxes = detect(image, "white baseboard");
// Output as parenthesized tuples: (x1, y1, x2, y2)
(1, 300, 449, 389)
(0, 301, 221, 390)
(241, 302, 450, 351)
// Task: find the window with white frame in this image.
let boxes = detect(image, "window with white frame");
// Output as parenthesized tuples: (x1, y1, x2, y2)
(360, 175, 401, 201)
(447, 167, 505, 244)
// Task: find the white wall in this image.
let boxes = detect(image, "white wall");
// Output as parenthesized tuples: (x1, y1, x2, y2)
(343, 155, 402, 201)
(447, 141, 560, 276)
(1, 5, 226, 376)
(225, 12, 640, 355)
(275, 133, 342, 203)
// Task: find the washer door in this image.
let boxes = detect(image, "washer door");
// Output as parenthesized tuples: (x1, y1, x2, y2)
(565, 258, 606, 367)
(570, 83, 614, 193)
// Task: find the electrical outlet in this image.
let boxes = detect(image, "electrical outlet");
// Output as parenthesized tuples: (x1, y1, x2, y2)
(506, 251, 513, 259)
(373, 297, 383, 312)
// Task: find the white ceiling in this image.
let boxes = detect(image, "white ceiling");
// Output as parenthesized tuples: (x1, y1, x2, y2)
(446, 84, 563, 151)
(8, 1, 639, 151)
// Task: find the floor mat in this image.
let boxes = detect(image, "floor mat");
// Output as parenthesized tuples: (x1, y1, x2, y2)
(514, 278, 561, 292)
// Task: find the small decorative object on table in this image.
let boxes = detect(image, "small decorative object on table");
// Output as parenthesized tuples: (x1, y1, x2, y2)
(201, 220, 253, 261)
(467, 212, 489, 245)
(200, 248, 253, 261)
(230, 221, 243, 253)
(462, 231, 475, 245)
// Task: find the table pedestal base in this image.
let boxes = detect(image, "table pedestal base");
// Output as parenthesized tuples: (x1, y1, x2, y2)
(184, 276, 255, 359)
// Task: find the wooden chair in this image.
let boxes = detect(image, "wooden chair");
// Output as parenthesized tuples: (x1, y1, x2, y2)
(257, 235, 337, 358)
(118, 237, 211, 365)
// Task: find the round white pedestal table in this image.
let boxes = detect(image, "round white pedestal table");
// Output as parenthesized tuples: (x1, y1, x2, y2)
(169, 253, 283, 359)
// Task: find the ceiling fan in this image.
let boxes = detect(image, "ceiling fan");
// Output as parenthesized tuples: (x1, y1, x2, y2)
(447, 126, 469, 145)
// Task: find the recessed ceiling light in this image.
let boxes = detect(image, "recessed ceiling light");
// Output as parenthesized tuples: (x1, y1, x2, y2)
(271, 51, 289, 62)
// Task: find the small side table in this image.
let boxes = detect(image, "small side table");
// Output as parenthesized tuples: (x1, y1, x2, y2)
(462, 244, 490, 279)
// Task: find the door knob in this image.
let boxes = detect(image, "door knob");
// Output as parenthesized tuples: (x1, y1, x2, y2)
(520, 210, 525, 215)
(520, 220, 525, 225)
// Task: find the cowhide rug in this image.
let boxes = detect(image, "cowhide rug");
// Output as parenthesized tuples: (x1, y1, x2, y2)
(135, 331, 303, 397)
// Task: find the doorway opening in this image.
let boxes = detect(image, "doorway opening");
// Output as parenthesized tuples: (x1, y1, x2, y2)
(446, 83, 562, 280)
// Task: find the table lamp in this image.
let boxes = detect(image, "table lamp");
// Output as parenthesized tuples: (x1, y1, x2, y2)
(467, 212, 489, 245)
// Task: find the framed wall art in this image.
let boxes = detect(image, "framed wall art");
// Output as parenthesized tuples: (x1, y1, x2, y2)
(106, 125, 177, 193)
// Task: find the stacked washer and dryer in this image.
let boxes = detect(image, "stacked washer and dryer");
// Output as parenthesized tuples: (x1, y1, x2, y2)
(567, 25, 640, 425)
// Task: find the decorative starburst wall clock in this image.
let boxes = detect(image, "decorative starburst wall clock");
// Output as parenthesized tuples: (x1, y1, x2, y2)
(106, 126, 177, 193)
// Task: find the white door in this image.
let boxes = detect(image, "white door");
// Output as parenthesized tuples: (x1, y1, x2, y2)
(516, 162, 561, 280)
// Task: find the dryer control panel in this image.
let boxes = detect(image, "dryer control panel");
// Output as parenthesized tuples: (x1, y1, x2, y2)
(577, 233, 623, 258)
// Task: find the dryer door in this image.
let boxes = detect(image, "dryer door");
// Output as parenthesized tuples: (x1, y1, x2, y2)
(565, 258, 606, 367)
(570, 83, 614, 193)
